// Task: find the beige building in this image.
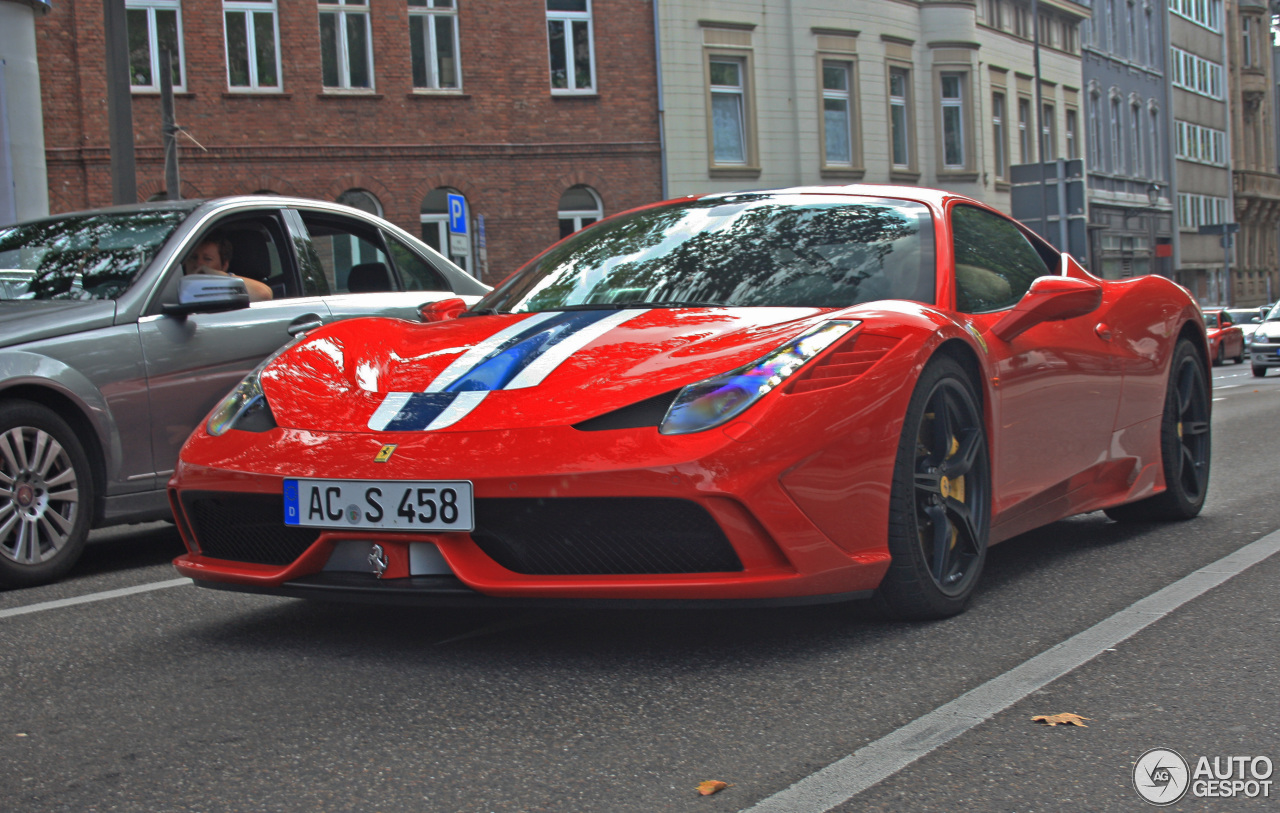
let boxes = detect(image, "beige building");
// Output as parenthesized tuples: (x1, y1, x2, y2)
(1225, 0, 1280, 306)
(655, 0, 1090, 215)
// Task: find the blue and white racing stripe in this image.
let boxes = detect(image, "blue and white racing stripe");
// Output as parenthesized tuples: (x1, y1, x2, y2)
(368, 309, 641, 431)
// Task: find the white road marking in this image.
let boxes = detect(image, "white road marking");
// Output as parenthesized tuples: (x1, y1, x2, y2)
(0, 578, 191, 620)
(740, 528, 1280, 813)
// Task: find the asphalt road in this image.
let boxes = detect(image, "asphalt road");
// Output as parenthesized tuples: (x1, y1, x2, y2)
(2, 362, 1278, 812)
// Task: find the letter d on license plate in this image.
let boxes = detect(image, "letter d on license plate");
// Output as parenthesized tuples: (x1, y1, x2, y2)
(283, 479, 474, 531)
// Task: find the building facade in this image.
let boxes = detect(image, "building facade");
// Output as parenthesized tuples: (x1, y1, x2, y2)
(1078, 0, 1175, 279)
(1225, 0, 1280, 306)
(1166, 0, 1235, 304)
(35, 0, 663, 283)
(656, 0, 1090, 219)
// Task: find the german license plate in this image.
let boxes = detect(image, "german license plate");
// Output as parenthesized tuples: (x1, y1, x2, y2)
(283, 479, 474, 531)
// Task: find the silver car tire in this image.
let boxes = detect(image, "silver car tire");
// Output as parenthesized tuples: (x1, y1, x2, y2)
(0, 402, 93, 588)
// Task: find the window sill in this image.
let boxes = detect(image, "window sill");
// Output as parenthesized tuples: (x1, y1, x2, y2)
(820, 167, 866, 181)
(409, 90, 470, 99)
(938, 170, 980, 182)
(318, 91, 383, 99)
(889, 169, 920, 182)
(708, 166, 762, 179)
(994, 180, 1011, 192)
(551, 92, 599, 100)
(131, 90, 194, 97)
(223, 91, 291, 99)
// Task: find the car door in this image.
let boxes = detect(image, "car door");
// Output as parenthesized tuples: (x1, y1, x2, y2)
(290, 208, 481, 321)
(950, 203, 1122, 517)
(137, 208, 332, 479)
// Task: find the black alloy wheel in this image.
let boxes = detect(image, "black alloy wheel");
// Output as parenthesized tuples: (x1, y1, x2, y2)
(1105, 338, 1210, 522)
(876, 356, 990, 620)
(0, 402, 94, 587)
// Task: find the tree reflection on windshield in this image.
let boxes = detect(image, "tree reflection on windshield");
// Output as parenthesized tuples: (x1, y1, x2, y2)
(484, 194, 935, 312)
(0, 211, 187, 301)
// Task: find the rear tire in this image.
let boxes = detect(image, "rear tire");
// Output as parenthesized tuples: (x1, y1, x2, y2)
(0, 402, 94, 588)
(1253, 365, 1267, 377)
(1214, 343, 1224, 366)
(875, 357, 990, 620)
(1104, 339, 1209, 522)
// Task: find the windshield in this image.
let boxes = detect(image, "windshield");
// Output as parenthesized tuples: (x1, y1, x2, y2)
(0, 210, 187, 301)
(477, 194, 935, 313)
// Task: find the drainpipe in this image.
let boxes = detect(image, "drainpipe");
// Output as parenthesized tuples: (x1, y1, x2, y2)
(653, 0, 668, 201)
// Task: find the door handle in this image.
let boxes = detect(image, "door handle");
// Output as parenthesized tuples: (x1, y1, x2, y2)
(288, 314, 324, 337)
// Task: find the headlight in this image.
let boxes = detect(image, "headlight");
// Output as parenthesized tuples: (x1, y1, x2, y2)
(205, 337, 303, 436)
(659, 320, 858, 435)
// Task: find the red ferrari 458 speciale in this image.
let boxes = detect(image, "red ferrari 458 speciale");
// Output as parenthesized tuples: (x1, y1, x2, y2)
(170, 186, 1210, 619)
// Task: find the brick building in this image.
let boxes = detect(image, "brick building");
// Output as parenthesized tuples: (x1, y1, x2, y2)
(35, 0, 662, 283)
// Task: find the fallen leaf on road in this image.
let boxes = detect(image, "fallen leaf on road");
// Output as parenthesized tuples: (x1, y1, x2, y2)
(1032, 712, 1090, 727)
(698, 780, 730, 796)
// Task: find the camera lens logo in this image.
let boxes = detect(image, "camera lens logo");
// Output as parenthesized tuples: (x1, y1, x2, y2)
(1134, 748, 1190, 806)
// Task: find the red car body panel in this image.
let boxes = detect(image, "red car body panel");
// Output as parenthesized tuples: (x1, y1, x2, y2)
(170, 186, 1207, 604)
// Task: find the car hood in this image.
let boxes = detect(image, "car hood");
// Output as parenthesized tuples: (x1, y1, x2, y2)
(0, 300, 119, 348)
(262, 307, 849, 433)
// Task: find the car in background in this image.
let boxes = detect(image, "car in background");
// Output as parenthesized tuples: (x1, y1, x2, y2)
(170, 185, 1209, 621)
(1247, 300, 1280, 376)
(1203, 309, 1245, 365)
(0, 196, 488, 587)
(1225, 307, 1267, 345)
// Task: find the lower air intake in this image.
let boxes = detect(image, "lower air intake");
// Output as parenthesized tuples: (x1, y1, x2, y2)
(471, 497, 742, 575)
(183, 492, 319, 566)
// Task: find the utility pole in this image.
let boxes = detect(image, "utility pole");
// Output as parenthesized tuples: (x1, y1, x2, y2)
(160, 48, 180, 200)
(102, 0, 136, 204)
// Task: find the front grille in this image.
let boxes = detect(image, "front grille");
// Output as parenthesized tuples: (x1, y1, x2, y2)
(471, 497, 742, 575)
(183, 491, 319, 566)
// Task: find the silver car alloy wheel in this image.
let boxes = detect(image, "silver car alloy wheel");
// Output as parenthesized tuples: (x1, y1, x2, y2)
(0, 426, 81, 565)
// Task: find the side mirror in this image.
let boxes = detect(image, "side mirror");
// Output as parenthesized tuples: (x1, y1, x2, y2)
(419, 297, 468, 322)
(991, 276, 1103, 342)
(163, 274, 250, 315)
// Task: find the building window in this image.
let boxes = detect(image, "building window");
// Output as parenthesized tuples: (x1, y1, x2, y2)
(126, 0, 185, 92)
(821, 61, 856, 167)
(547, 0, 594, 93)
(1242, 16, 1255, 69)
(1088, 91, 1102, 168)
(889, 67, 912, 168)
(1066, 108, 1078, 159)
(421, 188, 470, 272)
(1145, 7, 1156, 66)
(1018, 97, 1032, 162)
(940, 73, 966, 168)
(992, 91, 1007, 178)
(224, 0, 280, 90)
(558, 186, 602, 239)
(409, 0, 460, 89)
(709, 57, 749, 165)
(1126, 0, 1136, 59)
(1130, 101, 1143, 176)
(1149, 108, 1161, 180)
(1170, 0, 1222, 32)
(1041, 102, 1056, 160)
(1110, 96, 1123, 173)
(1177, 192, 1229, 229)
(1174, 119, 1227, 165)
(319, 0, 373, 89)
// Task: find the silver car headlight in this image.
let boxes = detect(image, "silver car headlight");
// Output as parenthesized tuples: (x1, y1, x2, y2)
(659, 321, 858, 435)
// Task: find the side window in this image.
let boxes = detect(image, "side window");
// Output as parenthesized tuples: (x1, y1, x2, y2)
(299, 213, 397, 294)
(151, 213, 296, 311)
(950, 204, 1050, 313)
(386, 233, 448, 291)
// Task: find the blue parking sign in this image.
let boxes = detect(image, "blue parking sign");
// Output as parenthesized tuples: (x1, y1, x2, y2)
(447, 193, 467, 235)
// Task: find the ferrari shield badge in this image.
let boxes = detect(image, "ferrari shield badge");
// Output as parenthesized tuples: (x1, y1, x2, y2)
(374, 444, 397, 463)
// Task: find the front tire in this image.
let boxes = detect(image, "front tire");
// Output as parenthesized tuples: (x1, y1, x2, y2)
(1253, 365, 1267, 377)
(875, 356, 991, 620)
(0, 402, 94, 588)
(1104, 338, 1210, 522)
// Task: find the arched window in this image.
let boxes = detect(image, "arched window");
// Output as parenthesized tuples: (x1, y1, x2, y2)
(337, 188, 383, 217)
(557, 186, 602, 239)
(421, 187, 469, 272)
